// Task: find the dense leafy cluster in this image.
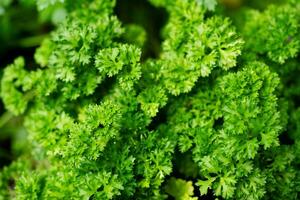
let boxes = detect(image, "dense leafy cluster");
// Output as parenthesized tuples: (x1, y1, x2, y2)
(241, 2, 300, 63)
(0, 0, 300, 199)
(167, 62, 290, 199)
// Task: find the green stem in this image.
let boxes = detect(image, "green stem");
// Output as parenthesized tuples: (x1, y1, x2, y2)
(0, 111, 14, 128)
(18, 34, 49, 48)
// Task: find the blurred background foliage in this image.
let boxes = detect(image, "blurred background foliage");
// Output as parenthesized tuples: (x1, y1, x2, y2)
(0, 0, 67, 169)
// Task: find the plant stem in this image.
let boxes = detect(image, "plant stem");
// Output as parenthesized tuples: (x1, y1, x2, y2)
(0, 111, 13, 128)
(18, 34, 49, 48)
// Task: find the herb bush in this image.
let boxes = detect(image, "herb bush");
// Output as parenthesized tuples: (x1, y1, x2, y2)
(0, 0, 300, 199)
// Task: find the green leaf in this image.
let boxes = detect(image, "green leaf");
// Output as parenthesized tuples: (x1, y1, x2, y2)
(196, 177, 216, 195)
(165, 177, 197, 200)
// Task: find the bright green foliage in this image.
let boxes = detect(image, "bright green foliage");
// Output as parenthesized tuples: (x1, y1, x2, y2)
(165, 177, 197, 200)
(1, 57, 29, 115)
(1, 0, 300, 199)
(137, 0, 243, 116)
(150, 0, 217, 11)
(166, 62, 284, 199)
(0, 158, 33, 200)
(242, 4, 300, 63)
